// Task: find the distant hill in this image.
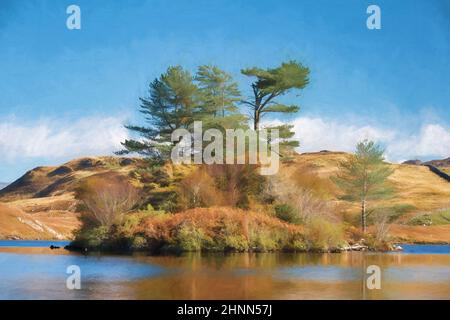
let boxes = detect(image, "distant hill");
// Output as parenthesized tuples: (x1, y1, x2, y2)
(402, 157, 450, 180)
(0, 183, 8, 191)
(0, 156, 143, 240)
(1, 152, 450, 241)
(403, 157, 450, 168)
(425, 157, 450, 168)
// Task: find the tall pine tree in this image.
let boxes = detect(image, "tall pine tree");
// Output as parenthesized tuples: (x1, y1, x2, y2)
(241, 60, 309, 130)
(241, 61, 310, 160)
(195, 65, 247, 130)
(117, 66, 198, 161)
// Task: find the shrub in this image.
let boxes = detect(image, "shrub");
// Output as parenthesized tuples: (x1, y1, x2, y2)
(76, 173, 139, 228)
(249, 228, 284, 251)
(274, 204, 300, 224)
(140, 207, 304, 253)
(77, 226, 109, 248)
(130, 235, 148, 250)
(178, 168, 223, 209)
(173, 223, 212, 252)
(409, 214, 433, 226)
(305, 218, 345, 251)
(269, 170, 335, 224)
(408, 210, 450, 226)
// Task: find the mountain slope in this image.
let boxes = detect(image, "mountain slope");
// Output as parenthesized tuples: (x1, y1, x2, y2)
(0, 156, 142, 240)
(1, 152, 449, 242)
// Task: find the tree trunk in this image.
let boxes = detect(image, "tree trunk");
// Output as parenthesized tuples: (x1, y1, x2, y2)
(361, 198, 367, 233)
(254, 110, 260, 130)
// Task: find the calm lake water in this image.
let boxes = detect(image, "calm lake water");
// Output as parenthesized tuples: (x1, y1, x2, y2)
(0, 241, 449, 299)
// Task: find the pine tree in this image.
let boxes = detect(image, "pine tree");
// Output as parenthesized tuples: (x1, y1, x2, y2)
(241, 61, 309, 159)
(332, 140, 394, 233)
(195, 65, 247, 130)
(241, 60, 309, 131)
(117, 66, 198, 161)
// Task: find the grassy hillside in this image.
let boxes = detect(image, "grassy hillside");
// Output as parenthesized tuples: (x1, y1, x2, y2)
(1, 152, 450, 243)
(0, 202, 79, 240)
(0, 157, 142, 240)
(281, 152, 450, 243)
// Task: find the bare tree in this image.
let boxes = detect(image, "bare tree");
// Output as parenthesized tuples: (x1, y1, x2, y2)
(76, 174, 139, 228)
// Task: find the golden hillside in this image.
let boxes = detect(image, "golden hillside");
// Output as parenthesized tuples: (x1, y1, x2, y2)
(0, 152, 449, 242)
(0, 157, 143, 240)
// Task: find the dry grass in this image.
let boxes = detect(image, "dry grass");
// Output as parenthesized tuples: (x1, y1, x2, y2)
(387, 224, 450, 244)
(2, 152, 450, 244)
(285, 153, 450, 217)
(0, 203, 80, 240)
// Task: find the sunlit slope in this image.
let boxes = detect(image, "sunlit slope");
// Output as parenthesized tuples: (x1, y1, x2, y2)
(0, 202, 80, 240)
(284, 151, 450, 213)
(0, 152, 449, 241)
(0, 157, 141, 240)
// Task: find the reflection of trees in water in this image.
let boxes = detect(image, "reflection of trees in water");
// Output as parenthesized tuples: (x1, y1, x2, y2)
(110, 252, 450, 299)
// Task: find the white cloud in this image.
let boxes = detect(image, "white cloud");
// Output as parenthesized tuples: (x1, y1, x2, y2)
(269, 117, 450, 163)
(388, 124, 450, 161)
(0, 116, 129, 162)
(0, 115, 448, 165)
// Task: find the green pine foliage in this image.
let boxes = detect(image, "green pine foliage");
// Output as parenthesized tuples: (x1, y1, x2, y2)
(195, 65, 248, 130)
(332, 140, 394, 232)
(118, 61, 310, 163)
(117, 66, 198, 161)
(241, 61, 309, 159)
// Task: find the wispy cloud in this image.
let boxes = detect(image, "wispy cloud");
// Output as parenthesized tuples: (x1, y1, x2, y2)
(0, 115, 448, 165)
(265, 116, 450, 162)
(0, 116, 129, 162)
(286, 117, 450, 162)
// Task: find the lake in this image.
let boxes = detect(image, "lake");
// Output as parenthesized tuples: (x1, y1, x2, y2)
(0, 241, 449, 299)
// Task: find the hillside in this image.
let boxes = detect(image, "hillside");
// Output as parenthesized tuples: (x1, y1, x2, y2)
(0, 183, 8, 190)
(283, 151, 450, 213)
(1, 152, 449, 242)
(282, 151, 450, 243)
(0, 157, 143, 240)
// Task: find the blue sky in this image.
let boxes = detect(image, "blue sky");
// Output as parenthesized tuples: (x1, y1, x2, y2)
(1, 0, 449, 182)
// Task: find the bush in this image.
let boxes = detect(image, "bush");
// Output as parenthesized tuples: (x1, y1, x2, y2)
(274, 204, 300, 224)
(269, 170, 335, 224)
(76, 173, 139, 228)
(141, 207, 304, 253)
(249, 228, 282, 251)
(178, 168, 223, 209)
(408, 210, 450, 226)
(130, 235, 148, 250)
(305, 218, 345, 251)
(173, 223, 212, 252)
(77, 226, 109, 248)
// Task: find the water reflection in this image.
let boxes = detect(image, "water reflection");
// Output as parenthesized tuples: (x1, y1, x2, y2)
(0, 247, 449, 299)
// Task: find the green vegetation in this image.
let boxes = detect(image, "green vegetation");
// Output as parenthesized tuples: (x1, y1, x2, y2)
(118, 61, 309, 162)
(274, 204, 301, 224)
(408, 210, 450, 226)
(69, 63, 408, 253)
(332, 140, 394, 233)
(304, 218, 345, 252)
(241, 61, 310, 159)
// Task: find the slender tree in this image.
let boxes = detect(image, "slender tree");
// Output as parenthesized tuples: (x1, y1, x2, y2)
(332, 140, 394, 233)
(117, 66, 198, 161)
(241, 60, 310, 130)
